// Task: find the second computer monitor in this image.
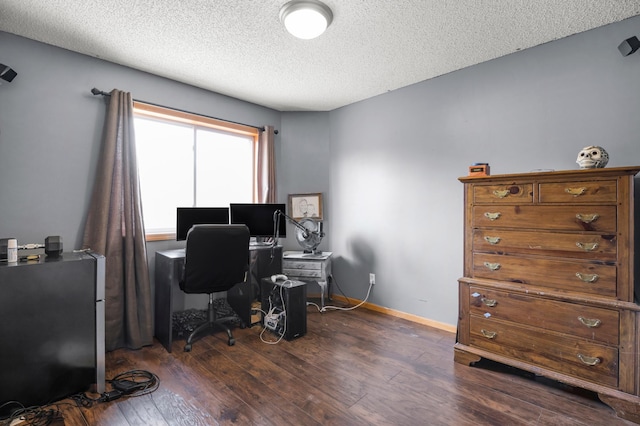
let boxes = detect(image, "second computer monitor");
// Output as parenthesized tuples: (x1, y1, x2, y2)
(229, 203, 286, 238)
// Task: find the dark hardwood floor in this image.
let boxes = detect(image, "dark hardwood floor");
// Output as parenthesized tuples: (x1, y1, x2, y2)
(15, 305, 637, 425)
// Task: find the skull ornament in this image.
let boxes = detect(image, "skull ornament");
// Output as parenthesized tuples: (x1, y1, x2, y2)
(576, 145, 609, 169)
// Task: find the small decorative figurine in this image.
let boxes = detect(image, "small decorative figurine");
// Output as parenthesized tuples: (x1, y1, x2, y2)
(576, 145, 609, 169)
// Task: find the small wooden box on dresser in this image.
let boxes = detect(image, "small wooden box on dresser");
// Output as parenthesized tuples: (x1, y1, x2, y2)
(455, 166, 640, 423)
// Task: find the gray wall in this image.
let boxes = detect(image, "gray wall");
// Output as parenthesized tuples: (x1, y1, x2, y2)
(0, 32, 282, 289)
(2, 15, 640, 329)
(327, 15, 640, 326)
(278, 111, 332, 251)
(0, 32, 283, 248)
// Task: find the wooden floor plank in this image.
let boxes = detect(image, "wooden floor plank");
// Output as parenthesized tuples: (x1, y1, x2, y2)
(202, 333, 365, 425)
(163, 347, 270, 425)
(34, 305, 637, 425)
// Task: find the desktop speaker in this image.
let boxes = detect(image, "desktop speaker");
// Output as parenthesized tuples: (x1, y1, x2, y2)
(0, 64, 17, 83)
(618, 36, 640, 57)
(261, 278, 307, 340)
(45, 236, 63, 257)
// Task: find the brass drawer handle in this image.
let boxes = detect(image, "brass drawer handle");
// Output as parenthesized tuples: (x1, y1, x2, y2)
(576, 242, 599, 251)
(577, 353, 601, 366)
(565, 187, 587, 196)
(481, 298, 497, 307)
(492, 189, 510, 198)
(576, 213, 599, 224)
(484, 212, 501, 221)
(480, 329, 497, 339)
(484, 236, 501, 245)
(483, 262, 501, 271)
(578, 316, 602, 328)
(575, 272, 599, 283)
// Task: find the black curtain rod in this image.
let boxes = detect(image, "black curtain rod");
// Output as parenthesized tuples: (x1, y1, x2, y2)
(90, 88, 278, 134)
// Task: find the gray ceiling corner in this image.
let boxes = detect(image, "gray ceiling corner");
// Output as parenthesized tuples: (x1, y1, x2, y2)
(1, 1, 639, 111)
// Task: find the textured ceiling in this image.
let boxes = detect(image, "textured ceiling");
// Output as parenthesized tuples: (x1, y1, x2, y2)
(1, 1, 639, 111)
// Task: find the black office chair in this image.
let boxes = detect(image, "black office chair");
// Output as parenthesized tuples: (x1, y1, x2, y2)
(179, 224, 250, 351)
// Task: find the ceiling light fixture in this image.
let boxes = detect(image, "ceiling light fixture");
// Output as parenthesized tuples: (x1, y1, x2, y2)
(279, 0, 333, 40)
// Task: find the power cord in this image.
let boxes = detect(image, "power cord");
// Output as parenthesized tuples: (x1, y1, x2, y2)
(1, 401, 68, 426)
(0, 370, 159, 426)
(98, 370, 160, 403)
(260, 283, 287, 344)
(71, 369, 160, 407)
(308, 275, 373, 313)
(330, 274, 356, 305)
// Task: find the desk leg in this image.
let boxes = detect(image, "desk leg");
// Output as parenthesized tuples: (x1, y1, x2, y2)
(155, 254, 185, 353)
(154, 264, 173, 353)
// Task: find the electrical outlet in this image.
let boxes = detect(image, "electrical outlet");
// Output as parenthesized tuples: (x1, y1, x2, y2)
(369, 273, 375, 285)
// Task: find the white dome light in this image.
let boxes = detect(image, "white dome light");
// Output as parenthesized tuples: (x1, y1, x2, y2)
(280, 0, 333, 40)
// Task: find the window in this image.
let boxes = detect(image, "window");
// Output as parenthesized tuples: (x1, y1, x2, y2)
(133, 103, 259, 241)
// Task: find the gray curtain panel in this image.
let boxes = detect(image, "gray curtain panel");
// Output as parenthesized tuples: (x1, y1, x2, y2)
(83, 89, 153, 351)
(257, 125, 276, 203)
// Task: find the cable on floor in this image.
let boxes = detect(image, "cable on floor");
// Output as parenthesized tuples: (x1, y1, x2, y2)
(260, 284, 287, 344)
(99, 369, 160, 403)
(309, 275, 374, 313)
(1, 370, 159, 425)
(0, 401, 64, 426)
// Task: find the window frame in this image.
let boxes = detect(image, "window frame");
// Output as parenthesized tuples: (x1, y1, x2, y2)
(133, 102, 260, 241)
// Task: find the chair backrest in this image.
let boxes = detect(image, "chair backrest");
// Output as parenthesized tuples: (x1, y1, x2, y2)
(180, 224, 250, 295)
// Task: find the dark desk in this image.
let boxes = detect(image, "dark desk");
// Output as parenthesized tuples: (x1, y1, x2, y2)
(154, 245, 282, 352)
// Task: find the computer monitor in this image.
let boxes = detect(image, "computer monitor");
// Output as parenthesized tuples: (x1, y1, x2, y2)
(229, 203, 286, 239)
(176, 207, 230, 241)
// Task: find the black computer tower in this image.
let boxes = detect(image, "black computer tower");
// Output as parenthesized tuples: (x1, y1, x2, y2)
(260, 278, 307, 340)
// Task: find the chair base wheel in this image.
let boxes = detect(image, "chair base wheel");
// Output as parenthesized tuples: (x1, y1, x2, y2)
(228, 338, 235, 346)
(184, 344, 192, 352)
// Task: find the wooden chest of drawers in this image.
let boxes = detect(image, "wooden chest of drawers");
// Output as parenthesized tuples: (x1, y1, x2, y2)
(455, 166, 640, 423)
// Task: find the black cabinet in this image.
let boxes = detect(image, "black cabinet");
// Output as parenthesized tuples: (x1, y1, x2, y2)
(0, 252, 105, 416)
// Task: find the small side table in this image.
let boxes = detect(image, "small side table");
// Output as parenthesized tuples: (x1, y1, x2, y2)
(282, 251, 332, 311)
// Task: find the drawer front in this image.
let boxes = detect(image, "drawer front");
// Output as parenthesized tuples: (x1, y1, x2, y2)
(283, 268, 323, 279)
(473, 229, 617, 260)
(282, 260, 322, 270)
(538, 180, 617, 203)
(469, 316, 618, 387)
(472, 205, 616, 232)
(472, 253, 617, 298)
(473, 183, 533, 204)
(469, 287, 619, 345)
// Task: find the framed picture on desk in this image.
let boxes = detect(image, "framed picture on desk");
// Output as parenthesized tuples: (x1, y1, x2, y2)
(289, 193, 323, 220)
